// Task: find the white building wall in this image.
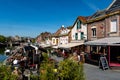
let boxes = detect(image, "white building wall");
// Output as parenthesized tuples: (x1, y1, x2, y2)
(78, 33, 81, 40)
(59, 36, 68, 45)
(71, 21, 87, 41)
(72, 23, 77, 40)
(52, 37, 56, 45)
(52, 37, 59, 45)
(81, 24, 87, 40)
(59, 27, 70, 45)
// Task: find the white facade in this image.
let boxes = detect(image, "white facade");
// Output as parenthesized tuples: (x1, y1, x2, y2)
(52, 26, 70, 46)
(71, 19, 87, 41)
(61, 28, 70, 35)
(45, 39, 52, 45)
(59, 27, 70, 45)
(59, 36, 69, 45)
(82, 24, 87, 40)
(52, 37, 59, 45)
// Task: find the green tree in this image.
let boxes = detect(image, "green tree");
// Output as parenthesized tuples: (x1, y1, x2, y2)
(0, 35, 6, 43)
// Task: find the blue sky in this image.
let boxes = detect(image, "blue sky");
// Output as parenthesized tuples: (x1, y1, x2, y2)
(0, 0, 112, 37)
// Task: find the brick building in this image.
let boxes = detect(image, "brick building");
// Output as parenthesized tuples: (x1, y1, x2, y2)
(85, 0, 120, 67)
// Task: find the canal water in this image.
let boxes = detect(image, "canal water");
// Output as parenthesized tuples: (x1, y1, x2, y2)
(0, 48, 8, 62)
(0, 54, 8, 62)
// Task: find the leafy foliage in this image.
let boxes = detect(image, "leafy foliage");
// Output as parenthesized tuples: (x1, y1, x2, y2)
(30, 75, 39, 80)
(0, 48, 5, 54)
(39, 53, 85, 80)
(0, 65, 18, 80)
(0, 35, 6, 43)
(39, 53, 57, 80)
(58, 59, 85, 80)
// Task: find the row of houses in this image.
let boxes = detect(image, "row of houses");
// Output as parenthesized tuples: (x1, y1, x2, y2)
(52, 16, 87, 47)
(36, 0, 120, 67)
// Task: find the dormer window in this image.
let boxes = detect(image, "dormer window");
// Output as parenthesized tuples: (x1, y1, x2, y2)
(77, 20, 81, 29)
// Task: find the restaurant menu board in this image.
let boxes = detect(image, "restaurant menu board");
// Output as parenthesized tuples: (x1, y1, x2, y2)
(99, 57, 109, 70)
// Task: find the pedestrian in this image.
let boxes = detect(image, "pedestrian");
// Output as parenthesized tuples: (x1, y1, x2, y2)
(80, 52, 85, 63)
(77, 54, 80, 64)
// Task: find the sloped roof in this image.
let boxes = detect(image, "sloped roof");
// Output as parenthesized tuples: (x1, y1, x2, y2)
(89, 10, 106, 20)
(52, 26, 72, 37)
(107, 0, 120, 13)
(67, 26, 73, 29)
(85, 37, 120, 46)
(72, 16, 88, 29)
(86, 0, 120, 23)
(77, 16, 88, 23)
(58, 26, 72, 37)
(87, 10, 106, 23)
(52, 27, 64, 37)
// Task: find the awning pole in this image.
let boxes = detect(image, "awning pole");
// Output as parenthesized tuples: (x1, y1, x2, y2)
(97, 46, 99, 54)
(108, 46, 110, 66)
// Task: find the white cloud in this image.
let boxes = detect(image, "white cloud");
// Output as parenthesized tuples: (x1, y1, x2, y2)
(82, 0, 100, 11)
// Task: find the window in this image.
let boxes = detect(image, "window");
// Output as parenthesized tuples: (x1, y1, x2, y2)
(77, 20, 81, 29)
(81, 32, 84, 40)
(110, 19, 117, 32)
(53, 39, 55, 43)
(75, 33, 78, 40)
(92, 28, 96, 37)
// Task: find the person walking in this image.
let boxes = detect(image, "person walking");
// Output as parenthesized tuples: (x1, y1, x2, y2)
(77, 54, 81, 64)
(80, 52, 85, 63)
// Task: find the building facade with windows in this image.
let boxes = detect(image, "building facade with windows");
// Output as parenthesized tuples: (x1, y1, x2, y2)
(60, 16, 88, 52)
(55, 17, 87, 50)
(52, 25, 72, 46)
(52, 27, 63, 46)
(87, 10, 106, 41)
(71, 16, 87, 41)
(85, 0, 120, 67)
(59, 26, 72, 45)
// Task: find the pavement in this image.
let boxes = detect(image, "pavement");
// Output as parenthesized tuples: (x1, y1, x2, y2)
(84, 63, 120, 80)
(50, 55, 120, 80)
